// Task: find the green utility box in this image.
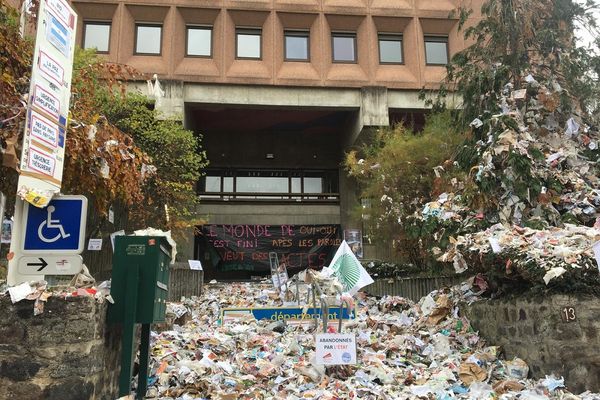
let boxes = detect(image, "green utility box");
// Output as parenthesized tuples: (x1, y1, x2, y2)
(108, 235, 171, 324)
(107, 235, 172, 399)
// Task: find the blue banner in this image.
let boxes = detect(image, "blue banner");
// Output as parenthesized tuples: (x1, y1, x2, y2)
(221, 306, 355, 324)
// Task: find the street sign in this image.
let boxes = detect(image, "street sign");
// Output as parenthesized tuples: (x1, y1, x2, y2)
(17, 255, 82, 275)
(22, 195, 87, 254)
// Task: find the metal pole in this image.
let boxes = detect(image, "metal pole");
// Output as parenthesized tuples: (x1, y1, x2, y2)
(118, 263, 140, 397)
(137, 323, 151, 399)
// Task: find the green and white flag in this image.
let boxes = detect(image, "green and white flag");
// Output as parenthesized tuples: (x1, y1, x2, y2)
(327, 240, 374, 295)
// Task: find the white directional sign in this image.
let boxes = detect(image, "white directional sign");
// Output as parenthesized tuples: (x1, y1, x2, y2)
(17, 255, 83, 275)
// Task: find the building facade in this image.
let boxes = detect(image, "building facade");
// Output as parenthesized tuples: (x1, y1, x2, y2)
(71, 0, 482, 278)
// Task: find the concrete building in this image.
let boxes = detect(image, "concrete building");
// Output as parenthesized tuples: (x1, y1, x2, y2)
(70, 0, 482, 278)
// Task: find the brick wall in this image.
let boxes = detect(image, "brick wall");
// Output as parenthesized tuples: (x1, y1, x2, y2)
(0, 296, 122, 400)
(462, 295, 600, 393)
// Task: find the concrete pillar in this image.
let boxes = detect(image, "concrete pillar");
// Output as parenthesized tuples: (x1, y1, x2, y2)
(154, 80, 185, 121)
(360, 86, 389, 127)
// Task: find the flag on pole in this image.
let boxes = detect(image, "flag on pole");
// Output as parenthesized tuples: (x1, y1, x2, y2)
(326, 240, 374, 295)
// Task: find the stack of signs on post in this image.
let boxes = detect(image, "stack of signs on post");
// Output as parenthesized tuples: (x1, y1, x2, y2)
(18, 0, 77, 201)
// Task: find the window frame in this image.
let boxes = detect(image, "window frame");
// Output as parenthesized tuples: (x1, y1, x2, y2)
(134, 23, 163, 56)
(331, 31, 358, 64)
(424, 35, 449, 66)
(185, 25, 213, 58)
(82, 20, 112, 54)
(235, 27, 262, 60)
(284, 30, 310, 62)
(378, 33, 404, 65)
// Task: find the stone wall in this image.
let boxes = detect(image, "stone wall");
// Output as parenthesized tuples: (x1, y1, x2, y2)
(462, 295, 600, 393)
(0, 296, 122, 400)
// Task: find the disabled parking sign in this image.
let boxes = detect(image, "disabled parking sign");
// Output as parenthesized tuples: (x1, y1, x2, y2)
(22, 195, 87, 253)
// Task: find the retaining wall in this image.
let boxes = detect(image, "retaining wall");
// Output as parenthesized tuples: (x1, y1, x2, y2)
(0, 296, 121, 400)
(462, 295, 600, 393)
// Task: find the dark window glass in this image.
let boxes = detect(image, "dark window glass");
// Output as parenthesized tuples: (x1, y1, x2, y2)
(187, 26, 212, 57)
(332, 33, 356, 62)
(135, 24, 162, 55)
(425, 36, 448, 65)
(379, 34, 402, 63)
(236, 28, 261, 59)
(84, 22, 111, 53)
(285, 31, 309, 61)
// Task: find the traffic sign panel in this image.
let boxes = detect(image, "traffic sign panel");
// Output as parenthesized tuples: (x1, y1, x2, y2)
(22, 195, 87, 253)
(17, 255, 82, 275)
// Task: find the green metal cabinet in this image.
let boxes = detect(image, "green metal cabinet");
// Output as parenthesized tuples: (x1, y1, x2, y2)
(107, 235, 172, 399)
(108, 235, 171, 324)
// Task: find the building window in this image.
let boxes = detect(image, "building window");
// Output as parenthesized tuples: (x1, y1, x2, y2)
(332, 32, 357, 63)
(135, 24, 162, 55)
(378, 34, 403, 64)
(236, 28, 261, 59)
(198, 169, 339, 201)
(284, 31, 309, 61)
(186, 26, 212, 57)
(424, 36, 448, 65)
(83, 22, 111, 53)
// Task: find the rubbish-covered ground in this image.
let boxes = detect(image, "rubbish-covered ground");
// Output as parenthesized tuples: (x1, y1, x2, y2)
(144, 281, 600, 400)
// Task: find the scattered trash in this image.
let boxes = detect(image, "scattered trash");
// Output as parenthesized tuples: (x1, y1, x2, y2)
(140, 280, 598, 399)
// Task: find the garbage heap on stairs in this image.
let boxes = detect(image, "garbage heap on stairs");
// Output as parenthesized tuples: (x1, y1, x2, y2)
(143, 281, 599, 399)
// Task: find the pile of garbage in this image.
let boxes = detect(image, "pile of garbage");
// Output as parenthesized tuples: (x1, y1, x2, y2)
(419, 73, 600, 288)
(143, 281, 599, 399)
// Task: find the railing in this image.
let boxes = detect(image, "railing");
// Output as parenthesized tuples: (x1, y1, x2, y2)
(198, 191, 340, 202)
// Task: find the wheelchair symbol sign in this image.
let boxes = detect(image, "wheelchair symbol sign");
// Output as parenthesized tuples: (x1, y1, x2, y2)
(22, 195, 87, 253)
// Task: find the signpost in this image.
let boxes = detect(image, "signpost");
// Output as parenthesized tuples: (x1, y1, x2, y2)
(7, 0, 79, 286)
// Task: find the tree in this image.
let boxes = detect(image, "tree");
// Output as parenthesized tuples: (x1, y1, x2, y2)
(343, 113, 463, 269)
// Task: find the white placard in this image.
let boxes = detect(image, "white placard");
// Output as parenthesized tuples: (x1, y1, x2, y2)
(38, 50, 65, 86)
(188, 260, 203, 270)
(30, 110, 59, 148)
(315, 333, 357, 365)
(88, 238, 102, 251)
(32, 83, 61, 120)
(27, 147, 56, 176)
(593, 241, 600, 272)
(108, 207, 114, 224)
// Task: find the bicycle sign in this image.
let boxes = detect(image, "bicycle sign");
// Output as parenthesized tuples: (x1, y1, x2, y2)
(22, 195, 87, 253)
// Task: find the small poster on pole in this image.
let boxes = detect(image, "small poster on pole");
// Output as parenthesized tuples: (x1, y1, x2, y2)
(343, 229, 363, 259)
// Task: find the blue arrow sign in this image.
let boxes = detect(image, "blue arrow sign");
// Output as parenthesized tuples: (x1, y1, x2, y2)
(22, 195, 87, 253)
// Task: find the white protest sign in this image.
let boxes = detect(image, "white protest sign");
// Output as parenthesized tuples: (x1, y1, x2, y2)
(88, 238, 102, 251)
(315, 333, 357, 365)
(188, 260, 203, 270)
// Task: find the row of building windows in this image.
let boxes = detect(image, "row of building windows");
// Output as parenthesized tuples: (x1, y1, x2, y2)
(83, 22, 450, 65)
(198, 169, 340, 201)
